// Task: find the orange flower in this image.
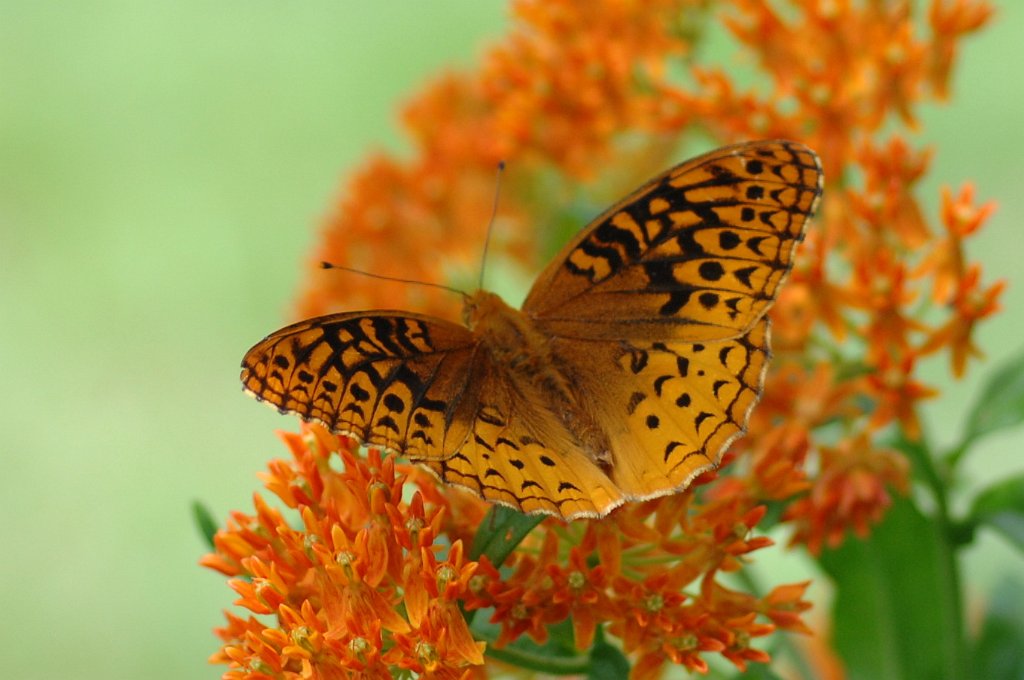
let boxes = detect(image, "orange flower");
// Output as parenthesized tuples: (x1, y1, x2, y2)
(409, 555, 496, 676)
(852, 138, 933, 248)
(785, 433, 911, 554)
(866, 353, 942, 439)
(920, 182, 1000, 306)
(545, 545, 612, 650)
(921, 264, 1005, 377)
(848, 251, 927, 364)
(929, 0, 997, 98)
(760, 582, 814, 635)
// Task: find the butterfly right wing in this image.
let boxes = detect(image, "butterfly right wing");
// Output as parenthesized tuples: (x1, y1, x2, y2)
(241, 312, 482, 459)
(549, 317, 771, 502)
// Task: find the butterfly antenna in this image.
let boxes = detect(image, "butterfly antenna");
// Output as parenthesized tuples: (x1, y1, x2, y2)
(477, 160, 506, 292)
(320, 262, 465, 297)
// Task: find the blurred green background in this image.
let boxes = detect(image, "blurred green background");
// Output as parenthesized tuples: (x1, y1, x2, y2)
(1, 2, 1021, 678)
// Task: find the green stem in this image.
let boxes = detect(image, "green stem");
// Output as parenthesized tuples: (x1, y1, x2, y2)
(897, 431, 968, 679)
(480, 638, 591, 675)
(943, 438, 970, 470)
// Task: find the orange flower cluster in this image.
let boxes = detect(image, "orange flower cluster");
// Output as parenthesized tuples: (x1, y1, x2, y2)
(204, 425, 812, 678)
(204, 428, 487, 679)
(209, 0, 1000, 677)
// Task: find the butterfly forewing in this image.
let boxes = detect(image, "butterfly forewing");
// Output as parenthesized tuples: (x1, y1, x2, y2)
(241, 312, 481, 459)
(523, 140, 822, 342)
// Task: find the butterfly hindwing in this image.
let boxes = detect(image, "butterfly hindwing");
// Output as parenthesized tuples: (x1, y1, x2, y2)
(523, 140, 822, 342)
(550, 318, 770, 502)
(416, 359, 626, 518)
(241, 312, 481, 459)
(420, 317, 772, 519)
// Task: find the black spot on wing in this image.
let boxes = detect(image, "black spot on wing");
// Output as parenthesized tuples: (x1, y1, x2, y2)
(383, 394, 405, 413)
(627, 391, 647, 415)
(376, 415, 400, 433)
(733, 266, 757, 289)
(698, 292, 719, 309)
(712, 380, 728, 398)
(473, 433, 495, 452)
(698, 261, 725, 282)
(720, 230, 742, 248)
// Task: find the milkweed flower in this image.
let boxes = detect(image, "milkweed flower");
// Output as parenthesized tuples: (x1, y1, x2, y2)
(207, 0, 999, 677)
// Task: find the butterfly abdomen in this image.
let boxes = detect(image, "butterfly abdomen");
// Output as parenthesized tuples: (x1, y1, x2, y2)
(465, 290, 613, 468)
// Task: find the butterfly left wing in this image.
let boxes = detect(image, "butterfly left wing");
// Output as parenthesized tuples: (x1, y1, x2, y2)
(522, 140, 822, 342)
(241, 312, 482, 459)
(242, 311, 626, 519)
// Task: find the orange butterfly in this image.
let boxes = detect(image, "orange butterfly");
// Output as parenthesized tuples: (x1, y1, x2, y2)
(241, 140, 823, 520)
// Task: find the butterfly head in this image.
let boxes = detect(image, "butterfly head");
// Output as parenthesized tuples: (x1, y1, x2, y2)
(462, 289, 511, 331)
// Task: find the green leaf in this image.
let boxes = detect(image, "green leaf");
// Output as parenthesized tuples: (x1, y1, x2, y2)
(890, 431, 944, 495)
(970, 578, 1024, 680)
(960, 349, 1024, 452)
(588, 628, 630, 680)
(192, 500, 218, 549)
(968, 474, 1024, 554)
(818, 497, 965, 680)
(469, 504, 545, 567)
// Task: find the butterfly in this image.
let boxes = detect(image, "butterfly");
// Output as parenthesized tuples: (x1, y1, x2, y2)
(241, 140, 823, 520)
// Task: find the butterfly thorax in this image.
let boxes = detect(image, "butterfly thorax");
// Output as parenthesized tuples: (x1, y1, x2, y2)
(463, 291, 554, 376)
(464, 291, 613, 469)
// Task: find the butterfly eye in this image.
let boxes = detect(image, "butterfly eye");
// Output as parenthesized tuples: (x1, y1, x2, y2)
(462, 299, 477, 329)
